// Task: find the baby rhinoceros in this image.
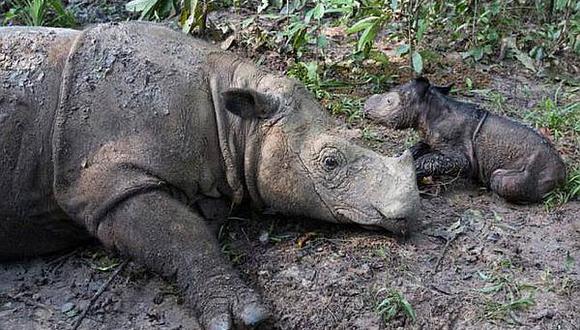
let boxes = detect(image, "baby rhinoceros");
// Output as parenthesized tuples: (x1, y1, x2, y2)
(0, 23, 420, 329)
(364, 77, 566, 204)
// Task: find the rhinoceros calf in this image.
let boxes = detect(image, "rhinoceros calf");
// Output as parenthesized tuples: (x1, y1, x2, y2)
(364, 77, 566, 204)
(0, 23, 420, 329)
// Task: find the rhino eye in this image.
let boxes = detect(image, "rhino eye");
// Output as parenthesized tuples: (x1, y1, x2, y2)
(322, 156, 339, 170)
(383, 93, 400, 108)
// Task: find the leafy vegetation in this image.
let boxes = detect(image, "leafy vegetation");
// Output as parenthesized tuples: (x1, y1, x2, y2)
(3, 0, 577, 74)
(125, 0, 212, 33)
(477, 262, 537, 322)
(3, 0, 75, 27)
(375, 288, 417, 323)
(544, 166, 580, 209)
(525, 96, 580, 140)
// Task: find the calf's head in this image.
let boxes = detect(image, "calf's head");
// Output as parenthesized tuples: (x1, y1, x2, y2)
(220, 77, 420, 234)
(364, 77, 452, 129)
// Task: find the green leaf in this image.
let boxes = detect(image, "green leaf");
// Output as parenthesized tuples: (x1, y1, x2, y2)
(304, 62, 319, 83)
(395, 44, 410, 56)
(478, 283, 504, 293)
(504, 37, 536, 72)
(565, 251, 575, 272)
(477, 271, 490, 281)
(385, 304, 398, 320)
(257, 0, 269, 13)
(357, 21, 380, 52)
(400, 298, 417, 322)
(347, 16, 379, 34)
(317, 34, 328, 49)
(416, 18, 427, 43)
(469, 47, 484, 61)
(125, 0, 157, 12)
(555, 0, 568, 10)
(412, 51, 423, 74)
(465, 77, 473, 89)
(312, 2, 325, 20)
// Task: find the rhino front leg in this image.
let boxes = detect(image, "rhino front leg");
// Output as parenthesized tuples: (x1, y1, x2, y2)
(409, 141, 432, 159)
(95, 190, 269, 329)
(414, 150, 470, 179)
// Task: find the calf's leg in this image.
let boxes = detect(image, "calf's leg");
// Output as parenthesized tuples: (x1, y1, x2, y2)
(95, 190, 268, 329)
(409, 141, 432, 159)
(414, 150, 471, 179)
(490, 167, 541, 203)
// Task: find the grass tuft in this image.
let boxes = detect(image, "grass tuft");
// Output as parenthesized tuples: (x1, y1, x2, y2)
(375, 288, 416, 323)
(544, 167, 580, 209)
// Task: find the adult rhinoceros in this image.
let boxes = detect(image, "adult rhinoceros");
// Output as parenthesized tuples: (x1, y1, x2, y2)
(0, 22, 419, 329)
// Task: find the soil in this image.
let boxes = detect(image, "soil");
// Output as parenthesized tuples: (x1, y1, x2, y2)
(1, 4, 579, 330)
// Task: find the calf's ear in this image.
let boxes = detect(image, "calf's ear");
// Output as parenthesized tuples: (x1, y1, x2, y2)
(414, 77, 431, 97)
(221, 88, 279, 119)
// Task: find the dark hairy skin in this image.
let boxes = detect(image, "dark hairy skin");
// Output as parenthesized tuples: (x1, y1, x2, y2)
(0, 23, 420, 329)
(364, 77, 567, 204)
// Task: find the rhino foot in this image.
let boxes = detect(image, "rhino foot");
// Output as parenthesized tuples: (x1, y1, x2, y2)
(201, 287, 269, 329)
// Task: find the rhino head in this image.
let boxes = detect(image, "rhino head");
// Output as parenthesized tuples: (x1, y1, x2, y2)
(363, 77, 452, 129)
(216, 72, 420, 234)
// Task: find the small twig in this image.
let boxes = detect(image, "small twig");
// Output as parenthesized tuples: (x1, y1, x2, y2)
(3, 293, 54, 313)
(430, 284, 451, 296)
(71, 260, 129, 330)
(323, 293, 339, 322)
(471, 0, 478, 48)
(48, 248, 79, 274)
(433, 231, 461, 274)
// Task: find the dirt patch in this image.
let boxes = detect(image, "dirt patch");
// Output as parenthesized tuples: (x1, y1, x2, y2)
(2, 188, 578, 329)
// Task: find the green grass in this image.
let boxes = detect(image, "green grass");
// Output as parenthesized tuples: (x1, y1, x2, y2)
(82, 249, 121, 272)
(483, 297, 535, 321)
(524, 97, 580, 140)
(540, 266, 577, 297)
(544, 167, 580, 209)
(375, 288, 416, 323)
(287, 61, 366, 124)
(327, 96, 363, 124)
(4, 0, 75, 27)
(362, 127, 382, 142)
(477, 262, 537, 323)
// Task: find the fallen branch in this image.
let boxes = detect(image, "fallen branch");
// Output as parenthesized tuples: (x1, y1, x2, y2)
(71, 260, 129, 330)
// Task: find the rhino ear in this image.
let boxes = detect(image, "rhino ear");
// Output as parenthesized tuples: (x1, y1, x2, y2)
(433, 84, 453, 95)
(414, 77, 431, 97)
(221, 88, 279, 119)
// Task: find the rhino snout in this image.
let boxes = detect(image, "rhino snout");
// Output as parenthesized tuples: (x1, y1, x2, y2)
(372, 150, 421, 233)
(373, 198, 419, 234)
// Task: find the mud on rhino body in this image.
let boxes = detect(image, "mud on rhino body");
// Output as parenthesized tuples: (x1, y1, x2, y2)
(0, 23, 420, 328)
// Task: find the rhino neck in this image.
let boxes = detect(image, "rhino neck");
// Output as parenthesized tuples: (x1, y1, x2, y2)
(416, 90, 441, 133)
(207, 57, 267, 208)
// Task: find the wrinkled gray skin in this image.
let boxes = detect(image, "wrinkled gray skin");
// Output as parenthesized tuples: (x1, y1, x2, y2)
(364, 78, 566, 204)
(0, 23, 420, 329)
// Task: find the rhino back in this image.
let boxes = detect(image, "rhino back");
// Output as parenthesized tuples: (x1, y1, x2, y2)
(0, 27, 79, 218)
(474, 114, 564, 183)
(53, 23, 228, 232)
(0, 27, 90, 258)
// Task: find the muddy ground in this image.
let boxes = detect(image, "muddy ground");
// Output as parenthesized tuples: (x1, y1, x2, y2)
(1, 3, 579, 330)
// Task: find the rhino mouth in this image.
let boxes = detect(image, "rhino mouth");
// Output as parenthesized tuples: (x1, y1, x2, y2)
(334, 208, 412, 235)
(376, 213, 412, 236)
